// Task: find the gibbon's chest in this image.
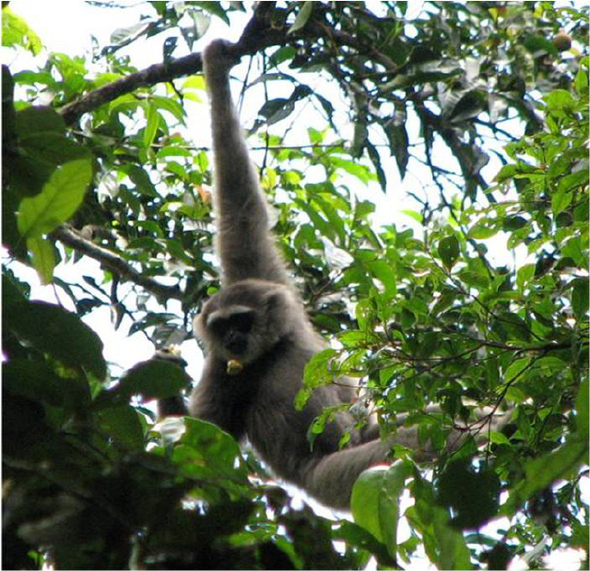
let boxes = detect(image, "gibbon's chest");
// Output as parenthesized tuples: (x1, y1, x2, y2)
(213, 338, 313, 435)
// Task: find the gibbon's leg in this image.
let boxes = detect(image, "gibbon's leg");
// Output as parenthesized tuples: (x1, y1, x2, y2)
(305, 409, 514, 509)
(203, 40, 291, 287)
(302, 439, 392, 510)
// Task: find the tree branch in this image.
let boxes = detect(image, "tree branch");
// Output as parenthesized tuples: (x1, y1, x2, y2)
(59, 2, 283, 125)
(52, 225, 184, 302)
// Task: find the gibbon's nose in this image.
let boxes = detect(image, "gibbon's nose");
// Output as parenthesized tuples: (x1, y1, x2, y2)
(225, 331, 247, 354)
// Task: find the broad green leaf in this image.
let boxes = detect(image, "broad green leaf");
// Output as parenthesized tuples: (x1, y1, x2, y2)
(503, 437, 588, 516)
(572, 277, 589, 317)
(431, 506, 471, 570)
(112, 359, 192, 403)
(152, 95, 186, 123)
(504, 357, 532, 383)
(110, 21, 150, 45)
(6, 300, 106, 379)
(561, 236, 588, 268)
(551, 187, 572, 216)
(194, 1, 231, 25)
(26, 236, 55, 284)
(175, 417, 248, 484)
(186, 10, 211, 44)
(524, 34, 558, 56)
(258, 97, 295, 125)
(4, 359, 91, 409)
(502, 215, 528, 230)
(335, 522, 396, 567)
(98, 405, 145, 450)
(351, 462, 412, 559)
(17, 158, 92, 238)
(438, 235, 460, 269)
(468, 218, 500, 239)
(411, 476, 471, 569)
(499, 313, 531, 342)
(516, 264, 535, 291)
(288, 1, 313, 34)
(401, 209, 423, 223)
(15, 105, 65, 136)
(368, 259, 397, 294)
(543, 89, 576, 111)
(302, 348, 339, 393)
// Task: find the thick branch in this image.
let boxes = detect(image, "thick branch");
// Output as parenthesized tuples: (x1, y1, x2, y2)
(59, 3, 283, 125)
(52, 225, 184, 302)
(60, 52, 203, 125)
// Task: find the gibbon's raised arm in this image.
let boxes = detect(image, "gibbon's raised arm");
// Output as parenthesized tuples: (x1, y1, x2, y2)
(203, 41, 291, 287)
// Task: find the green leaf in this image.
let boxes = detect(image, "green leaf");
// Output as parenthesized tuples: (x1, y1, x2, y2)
(351, 462, 412, 559)
(194, 1, 230, 25)
(98, 405, 145, 449)
(438, 461, 500, 529)
(502, 215, 528, 231)
(6, 300, 106, 379)
(175, 417, 248, 485)
(524, 34, 558, 56)
(431, 506, 472, 570)
(26, 236, 55, 284)
(438, 235, 460, 269)
(335, 522, 396, 567)
(2, 7, 42, 54)
(468, 218, 500, 239)
(368, 260, 397, 295)
(4, 359, 91, 409)
(17, 158, 92, 238)
(411, 477, 471, 569)
(499, 313, 531, 342)
(503, 437, 588, 516)
(551, 186, 573, 216)
(302, 348, 339, 392)
(288, 1, 314, 34)
(143, 101, 160, 148)
(574, 67, 589, 96)
(571, 277, 589, 318)
(258, 97, 295, 125)
(15, 105, 66, 136)
(561, 236, 588, 268)
(504, 357, 532, 383)
(576, 377, 589, 439)
(543, 89, 576, 112)
(104, 359, 192, 404)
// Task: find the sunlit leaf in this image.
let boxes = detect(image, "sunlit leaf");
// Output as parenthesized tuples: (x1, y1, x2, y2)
(17, 158, 92, 238)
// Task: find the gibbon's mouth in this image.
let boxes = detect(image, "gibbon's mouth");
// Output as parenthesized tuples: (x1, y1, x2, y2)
(226, 359, 244, 375)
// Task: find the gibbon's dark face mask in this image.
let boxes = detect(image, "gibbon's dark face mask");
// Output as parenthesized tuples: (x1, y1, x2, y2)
(209, 309, 255, 356)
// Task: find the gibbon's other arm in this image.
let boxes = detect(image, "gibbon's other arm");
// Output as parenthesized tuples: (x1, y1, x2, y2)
(203, 41, 291, 287)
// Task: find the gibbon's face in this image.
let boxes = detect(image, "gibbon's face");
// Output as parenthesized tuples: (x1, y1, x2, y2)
(206, 305, 256, 358)
(194, 280, 297, 366)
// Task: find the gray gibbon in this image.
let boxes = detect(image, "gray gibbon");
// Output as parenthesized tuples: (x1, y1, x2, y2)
(187, 40, 489, 510)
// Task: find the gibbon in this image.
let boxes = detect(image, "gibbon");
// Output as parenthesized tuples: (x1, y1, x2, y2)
(189, 40, 476, 509)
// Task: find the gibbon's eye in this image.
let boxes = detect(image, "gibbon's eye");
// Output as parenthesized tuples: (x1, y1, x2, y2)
(208, 310, 255, 338)
(227, 310, 255, 334)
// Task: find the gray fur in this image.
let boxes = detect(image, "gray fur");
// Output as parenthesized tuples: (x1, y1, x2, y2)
(189, 40, 473, 510)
